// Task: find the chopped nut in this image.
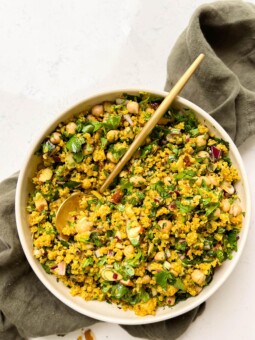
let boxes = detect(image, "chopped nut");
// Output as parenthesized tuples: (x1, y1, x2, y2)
(38, 168, 53, 182)
(127, 101, 139, 114)
(191, 269, 206, 286)
(66, 122, 77, 135)
(33, 192, 48, 212)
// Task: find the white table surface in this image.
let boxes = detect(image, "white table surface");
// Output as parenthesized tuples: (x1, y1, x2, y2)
(1, 1, 254, 339)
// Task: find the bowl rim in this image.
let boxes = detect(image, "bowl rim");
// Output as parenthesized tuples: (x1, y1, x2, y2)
(15, 88, 251, 325)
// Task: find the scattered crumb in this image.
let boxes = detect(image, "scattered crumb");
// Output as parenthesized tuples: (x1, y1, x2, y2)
(84, 329, 95, 340)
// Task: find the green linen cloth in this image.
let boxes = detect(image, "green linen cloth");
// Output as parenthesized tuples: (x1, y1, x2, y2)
(1, 1, 255, 340)
(165, 1, 255, 147)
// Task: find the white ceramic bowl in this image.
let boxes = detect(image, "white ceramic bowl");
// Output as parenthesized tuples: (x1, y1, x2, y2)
(15, 89, 251, 325)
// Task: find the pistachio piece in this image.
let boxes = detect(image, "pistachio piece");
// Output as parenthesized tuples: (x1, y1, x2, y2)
(101, 267, 123, 281)
(38, 168, 53, 182)
(130, 236, 140, 246)
(33, 192, 48, 212)
(163, 261, 171, 270)
(120, 279, 133, 287)
(127, 225, 143, 239)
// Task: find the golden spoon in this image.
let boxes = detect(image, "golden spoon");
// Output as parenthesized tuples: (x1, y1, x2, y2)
(55, 53, 205, 238)
(100, 53, 205, 192)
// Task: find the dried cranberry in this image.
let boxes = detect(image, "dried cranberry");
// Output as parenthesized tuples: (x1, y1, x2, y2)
(53, 156, 61, 163)
(183, 155, 191, 166)
(111, 189, 123, 204)
(174, 191, 180, 197)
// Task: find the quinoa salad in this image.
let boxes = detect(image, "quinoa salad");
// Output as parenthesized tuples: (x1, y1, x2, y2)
(27, 93, 243, 316)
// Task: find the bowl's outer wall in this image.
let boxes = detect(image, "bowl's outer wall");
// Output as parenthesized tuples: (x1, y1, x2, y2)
(15, 89, 251, 325)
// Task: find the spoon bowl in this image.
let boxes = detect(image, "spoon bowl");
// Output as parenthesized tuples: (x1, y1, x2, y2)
(55, 190, 104, 239)
(55, 192, 84, 240)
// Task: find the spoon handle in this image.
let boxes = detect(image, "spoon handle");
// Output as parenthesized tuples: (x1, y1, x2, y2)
(100, 53, 205, 193)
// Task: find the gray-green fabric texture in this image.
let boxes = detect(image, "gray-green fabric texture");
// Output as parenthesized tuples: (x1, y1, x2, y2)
(1, 1, 255, 340)
(165, 1, 255, 147)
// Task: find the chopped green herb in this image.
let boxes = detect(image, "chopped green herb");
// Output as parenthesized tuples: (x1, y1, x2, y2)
(126, 250, 142, 267)
(63, 181, 81, 189)
(141, 144, 153, 158)
(140, 289, 150, 302)
(176, 201, 195, 214)
(228, 230, 238, 251)
(205, 203, 219, 217)
(41, 263, 51, 274)
(120, 178, 133, 194)
(66, 135, 85, 153)
(91, 121, 103, 132)
(42, 140, 55, 154)
(101, 137, 108, 148)
(175, 170, 196, 180)
(216, 250, 225, 263)
(82, 257, 94, 268)
(174, 278, 186, 291)
(111, 284, 128, 299)
(98, 256, 107, 267)
(104, 115, 121, 131)
(155, 270, 175, 290)
(82, 123, 95, 134)
(73, 151, 84, 163)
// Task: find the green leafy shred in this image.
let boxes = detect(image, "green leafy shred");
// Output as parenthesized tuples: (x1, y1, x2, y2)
(175, 241, 187, 252)
(140, 289, 150, 302)
(205, 203, 219, 217)
(111, 284, 128, 299)
(155, 270, 175, 290)
(120, 178, 133, 194)
(216, 250, 225, 263)
(101, 137, 108, 149)
(228, 230, 238, 251)
(82, 257, 94, 268)
(42, 263, 51, 274)
(126, 249, 142, 267)
(91, 121, 103, 132)
(82, 123, 95, 134)
(104, 115, 121, 131)
(176, 201, 195, 214)
(171, 109, 197, 132)
(141, 144, 153, 158)
(60, 240, 69, 247)
(98, 256, 107, 267)
(66, 135, 85, 153)
(63, 181, 81, 189)
(150, 181, 169, 198)
(175, 170, 197, 180)
(109, 144, 127, 160)
(42, 140, 55, 154)
(73, 151, 84, 163)
(174, 278, 186, 291)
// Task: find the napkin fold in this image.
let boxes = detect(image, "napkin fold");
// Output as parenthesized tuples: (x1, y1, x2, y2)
(1, 1, 255, 340)
(165, 0, 255, 147)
